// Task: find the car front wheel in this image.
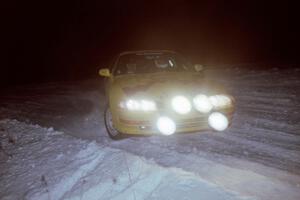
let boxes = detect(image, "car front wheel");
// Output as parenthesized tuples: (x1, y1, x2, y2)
(104, 106, 122, 140)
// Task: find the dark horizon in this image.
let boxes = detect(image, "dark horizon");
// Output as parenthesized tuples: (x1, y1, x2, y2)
(2, 0, 299, 87)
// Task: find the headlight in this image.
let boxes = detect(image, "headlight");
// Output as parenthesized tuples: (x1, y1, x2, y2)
(193, 94, 213, 113)
(126, 99, 140, 110)
(121, 99, 156, 111)
(140, 100, 156, 111)
(171, 96, 191, 114)
(209, 95, 232, 108)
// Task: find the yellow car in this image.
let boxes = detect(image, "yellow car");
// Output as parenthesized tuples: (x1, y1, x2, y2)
(99, 50, 234, 139)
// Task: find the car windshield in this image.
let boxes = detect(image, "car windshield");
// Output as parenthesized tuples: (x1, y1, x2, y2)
(113, 52, 193, 75)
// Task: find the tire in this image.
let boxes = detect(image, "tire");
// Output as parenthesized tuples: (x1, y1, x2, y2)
(104, 106, 123, 140)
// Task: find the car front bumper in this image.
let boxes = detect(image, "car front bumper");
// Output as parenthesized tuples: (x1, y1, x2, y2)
(114, 109, 234, 135)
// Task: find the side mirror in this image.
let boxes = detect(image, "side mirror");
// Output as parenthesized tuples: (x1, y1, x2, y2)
(99, 68, 111, 77)
(194, 64, 204, 72)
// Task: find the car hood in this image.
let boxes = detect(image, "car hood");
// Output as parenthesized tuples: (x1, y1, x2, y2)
(112, 72, 225, 99)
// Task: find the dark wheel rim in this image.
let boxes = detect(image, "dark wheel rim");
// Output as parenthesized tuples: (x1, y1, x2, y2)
(105, 108, 119, 137)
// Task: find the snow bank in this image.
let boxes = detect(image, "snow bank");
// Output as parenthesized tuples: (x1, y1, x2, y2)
(0, 119, 244, 200)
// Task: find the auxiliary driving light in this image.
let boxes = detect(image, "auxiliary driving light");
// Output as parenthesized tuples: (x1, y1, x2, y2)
(157, 117, 176, 135)
(193, 94, 213, 113)
(208, 112, 229, 131)
(209, 95, 232, 108)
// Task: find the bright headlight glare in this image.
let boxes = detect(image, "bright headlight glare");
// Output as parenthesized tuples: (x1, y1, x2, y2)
(172, 96, 191, 114)
(123, 99, 156, 111)
(126, 99, 140, 110)
(193, 94, 213, 113)
(157, 116, 176, 135)
(140, 100, 156, 111)
(209, 95, 232, 108)
(208, 112, 229, 131)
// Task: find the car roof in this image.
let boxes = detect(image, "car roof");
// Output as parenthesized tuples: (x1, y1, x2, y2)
(119, 50, 177, 56)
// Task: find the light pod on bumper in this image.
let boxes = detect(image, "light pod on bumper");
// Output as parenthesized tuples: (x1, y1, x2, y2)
(208, 112, 229, 131)
(157, 116, 176, 135)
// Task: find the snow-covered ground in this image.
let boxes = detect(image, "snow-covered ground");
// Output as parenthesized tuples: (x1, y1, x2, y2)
(0, 119, 244, 200)
(0, 65, 300, 200)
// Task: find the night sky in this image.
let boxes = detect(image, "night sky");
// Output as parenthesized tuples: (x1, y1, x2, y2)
(2, 0, 299, 86)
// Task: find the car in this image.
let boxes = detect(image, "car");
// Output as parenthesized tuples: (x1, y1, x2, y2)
(99, 50, 234, 139)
